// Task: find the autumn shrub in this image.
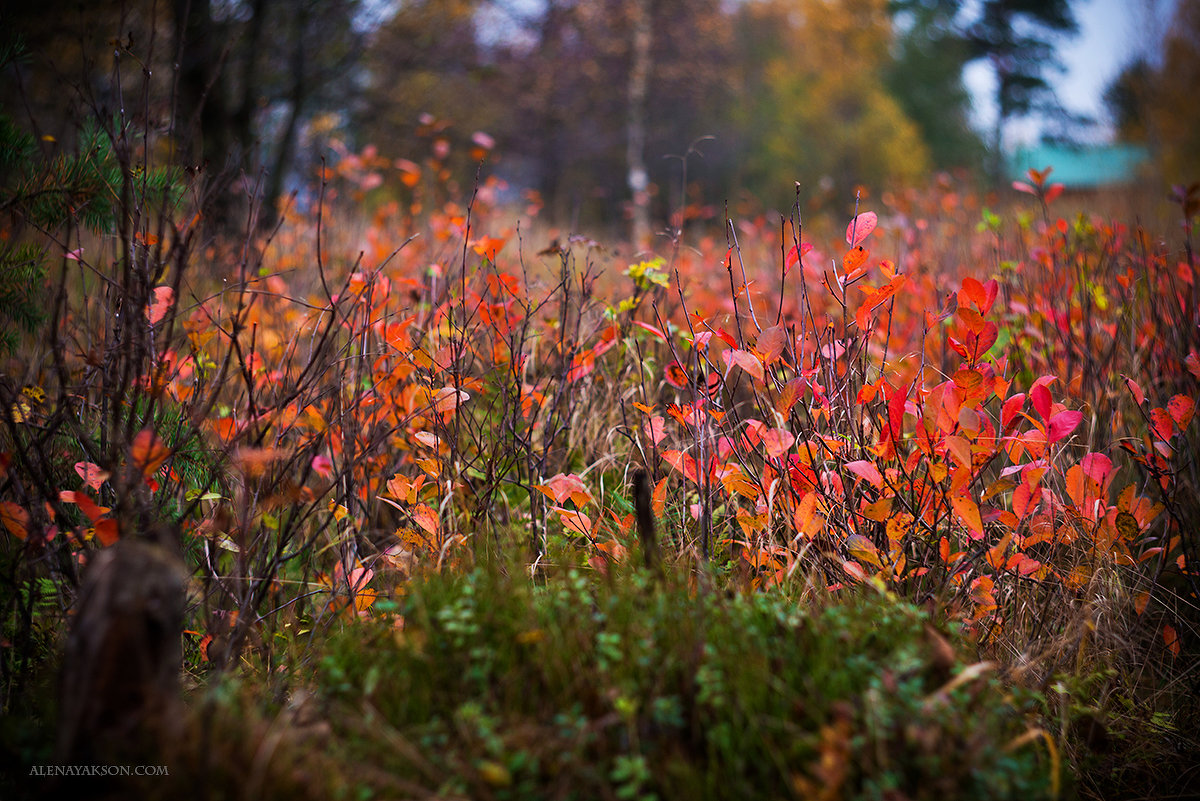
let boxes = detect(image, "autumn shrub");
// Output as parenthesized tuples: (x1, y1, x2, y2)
(2, 35, 1199, 798)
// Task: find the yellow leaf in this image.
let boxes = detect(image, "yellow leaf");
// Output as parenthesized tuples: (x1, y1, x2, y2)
(846, 534, 882, 568)
(861, 496, 893, 522)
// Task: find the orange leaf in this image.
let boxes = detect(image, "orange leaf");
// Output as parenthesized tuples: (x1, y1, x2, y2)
(432, 386, 471, 413)
(1012, 483, 1040, 520)
(842, 560, 868, 582)
(94, 518, 120, 547)
(1, 502, 29, 540)
(1163, 623, 1181, 657)
(719, 465, 760, 500)
(131, 429, 170, 479)
(861, 496, 893, 522)
(951, 495, 983, 539)
(661, 450, 701, 485)
(986, 533, 1012, 570)
(554, 507, 593, 537)
(842, 246, 869, 277)
(652, 477, 667, 517)
(412, 504, 439, 537)
(944, 436, 973, 468)
(1134, 591, 1150, 616)
(846, 533, 882, 568)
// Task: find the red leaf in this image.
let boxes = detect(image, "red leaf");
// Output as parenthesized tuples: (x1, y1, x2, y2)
(845, 211, 877, 247)
(1122, 375, 1145, 406)
(1168, 394, 1195, 430)
(1080, 453, 1113, 484)
(1030, 383, 1052, 421)
(146, 286, 175, 325)
(535, 473, 594, 506)
(644, 415, 666, 446)
(311, 454, 334, 479)
(632, 320, 669, 342)
(784, 242, 813, 274)
(844, 460, 883, 489)
(1150, 407, 1174, 441)
(760, 428, 795, 459)
(756, 326, 788, 363)
(1047, 410, 1083, 445)
(664, 360, 688, 389)
(887, 382, 908, 441)
(74, 462, 109, 491)
(960, 277, 999, 315)
(1002, 393, 1026, 434)
(722, 349, 764, 384)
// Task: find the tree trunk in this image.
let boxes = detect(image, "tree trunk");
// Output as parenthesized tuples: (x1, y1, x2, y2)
(626, 0, 652, 247)
(261, 2, 307, 230)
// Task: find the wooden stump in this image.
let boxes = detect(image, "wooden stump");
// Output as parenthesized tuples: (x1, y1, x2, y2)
(55, 538, 187, 765)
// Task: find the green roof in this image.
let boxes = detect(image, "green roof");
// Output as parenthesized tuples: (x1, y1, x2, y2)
(1007, 143, 1151, 189)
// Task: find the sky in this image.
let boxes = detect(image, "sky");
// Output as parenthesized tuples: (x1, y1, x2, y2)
(963, 0, 1178, 148)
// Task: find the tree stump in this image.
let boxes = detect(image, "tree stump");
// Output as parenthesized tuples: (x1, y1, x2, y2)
(55, 538, 187, 765)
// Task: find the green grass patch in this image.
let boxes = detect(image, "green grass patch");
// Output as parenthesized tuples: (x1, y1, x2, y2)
(317, 564, 1058, 800)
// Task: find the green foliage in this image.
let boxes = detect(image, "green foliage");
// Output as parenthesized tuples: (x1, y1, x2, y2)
(0, 114, 182, 353)
(318, 565, 1057, 800)
(0, 243, 47, 354)
(885, 1, 985, 171)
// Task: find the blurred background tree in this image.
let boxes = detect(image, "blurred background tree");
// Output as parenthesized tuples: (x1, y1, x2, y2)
(1103, 0, 1200, 184)
(731, 0, 934, 212)
(172, 0, 365, 229)
(26, 0, 1191, 237)
(1146, 0, 1200, 182)
(961, 0, 1078, 179)
(885, 0, 986, 173)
